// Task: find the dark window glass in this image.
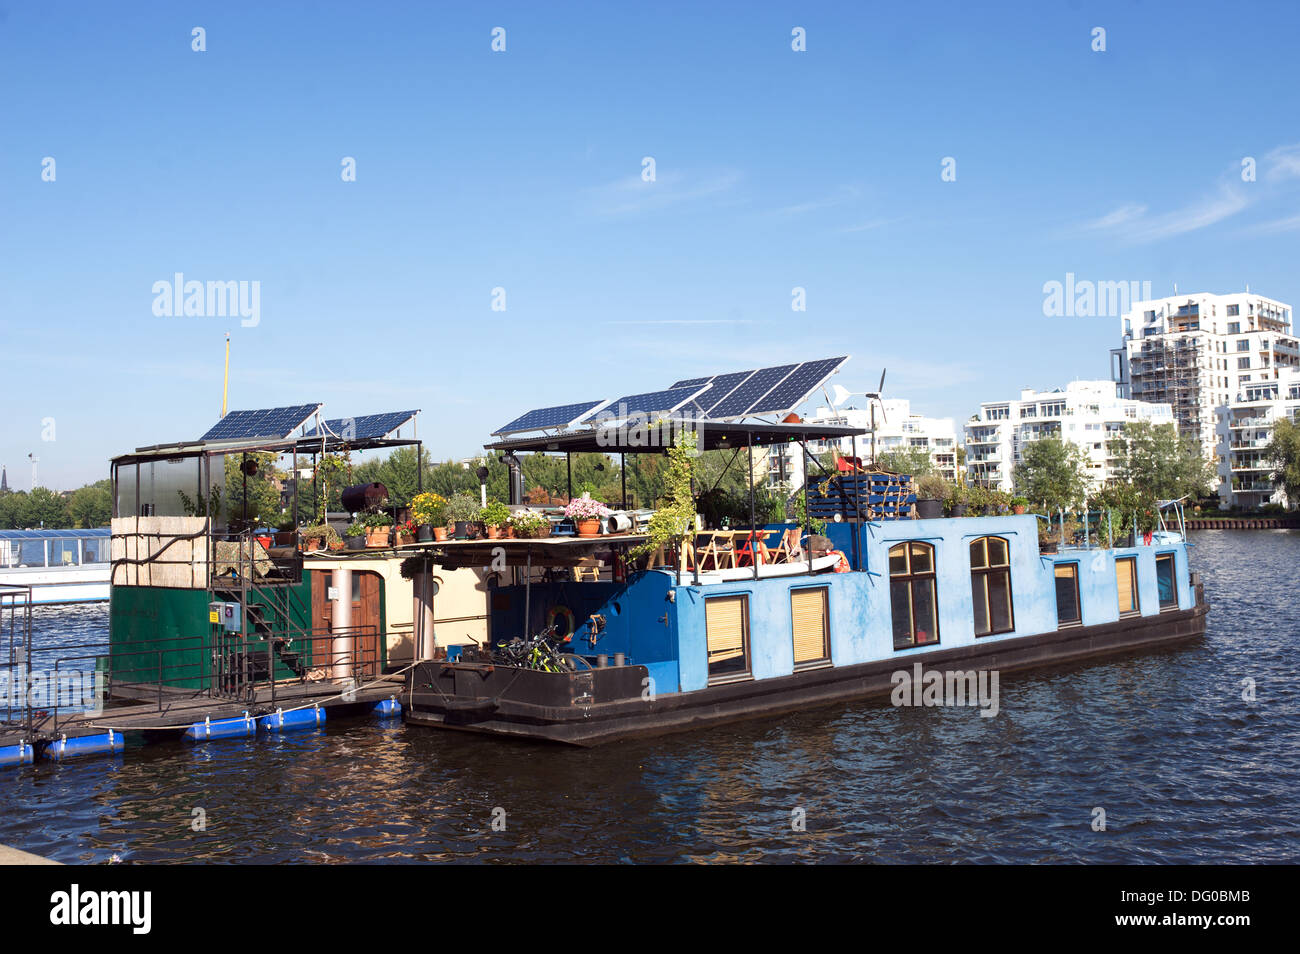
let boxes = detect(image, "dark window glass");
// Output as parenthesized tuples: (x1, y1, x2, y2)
(970, 537, 1014, 636)
(889, 542, 939, 649)
(1055, 563, 1081, 625)
(1156, 553, 1178, 610)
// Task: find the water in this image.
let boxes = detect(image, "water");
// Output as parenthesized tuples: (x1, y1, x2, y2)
(1, 531, 1297, 864)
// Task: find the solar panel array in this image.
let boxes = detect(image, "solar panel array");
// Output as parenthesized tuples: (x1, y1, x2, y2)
(201, 404, 322, 441)
(670, 356, 848, 420)
(493, 356, 848, 436)
(493, 399, 608, 436)
(302, 410, 419, 441)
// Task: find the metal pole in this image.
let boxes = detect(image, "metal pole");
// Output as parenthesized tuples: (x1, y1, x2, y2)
(566, 453, 572, 501)
(851, 433, 861, 571)
(524, 546, 532, 636)
(292, 448, 298, 528)
(748, 437, 758, 581)
(620, 453, 626, 509)
(417, 441, 423, 493)
(804, 434, 812, 576)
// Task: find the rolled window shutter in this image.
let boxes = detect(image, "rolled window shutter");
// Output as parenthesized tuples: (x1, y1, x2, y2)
(791, 587, 828, 663)
(706, 596, 746, 663)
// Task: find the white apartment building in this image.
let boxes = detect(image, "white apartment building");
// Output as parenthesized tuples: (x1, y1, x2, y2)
(763, 399, 958, 492)
(1214, 367, 1300, 509)
(1113, 291, 1299, 463)
(965, 381, 1173, 492)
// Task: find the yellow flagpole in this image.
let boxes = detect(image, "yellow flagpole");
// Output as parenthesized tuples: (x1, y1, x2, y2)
(221, 333, 230, 417)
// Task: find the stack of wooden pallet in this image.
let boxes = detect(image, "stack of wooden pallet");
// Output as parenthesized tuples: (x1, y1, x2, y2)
(801, 470, 917, 522)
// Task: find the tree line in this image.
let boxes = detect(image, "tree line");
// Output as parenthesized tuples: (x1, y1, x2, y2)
(0, 479, 113, 529)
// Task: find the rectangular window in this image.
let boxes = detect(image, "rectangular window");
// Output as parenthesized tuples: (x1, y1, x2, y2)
(791, 587, 830, 667)
(1155, 553, 1178, 610)
(1238, 357, 1250, 369)
(1237, 339, 1250, 351)
(1055, 563, 1081, 625)
(705, 595, 750, 681)
(1227, 304, 1239, 317)
(1116, 557, 1140, 616)
(1228, 321, 1241, 334)
(970, 536, 1014, 637)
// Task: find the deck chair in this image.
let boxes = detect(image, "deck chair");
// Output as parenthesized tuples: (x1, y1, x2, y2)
(734, 530, 774, 567)
(572, 557, 602, 582)
(768, 528, 804, 564)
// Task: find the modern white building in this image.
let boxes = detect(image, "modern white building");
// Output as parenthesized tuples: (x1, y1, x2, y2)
(1214, 367, 1300, 509)
(763, 399, 959, 492)
(1113, 291, 1299, 463)
(965, 381, 1174, 491)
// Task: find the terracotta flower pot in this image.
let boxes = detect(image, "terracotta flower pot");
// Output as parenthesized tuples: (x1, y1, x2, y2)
(305, 538, 322, 553)
(576, 518, 600, 537)
(1012, 505, 1026, 515)
(366, 527, 391, 547)
(485, 526, 501, 539)
(432, 526, 448, 542)
(395, 532, 414, 546)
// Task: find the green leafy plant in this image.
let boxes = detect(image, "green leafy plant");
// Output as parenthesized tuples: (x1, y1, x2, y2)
(177, 487, 223, 518)
(444, 494, 482, 524)
(363, 511, 393, 528)
(916, 474, 950, 501)
(480, 500, 511, 528)
(344, 521, 366, 538)
(1010, 496, 1029, 508)
(299, 523, 339, 545)
(632, 431, 698, 559)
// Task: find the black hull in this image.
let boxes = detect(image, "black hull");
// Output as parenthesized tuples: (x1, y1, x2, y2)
(403, 596, 1208, 746)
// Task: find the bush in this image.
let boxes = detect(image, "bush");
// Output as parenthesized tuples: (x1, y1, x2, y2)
(481, 500, 511, 527)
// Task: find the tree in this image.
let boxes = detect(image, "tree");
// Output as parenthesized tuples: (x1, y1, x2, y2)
(67, 480, 112, 528)
(22, 487, 70, 528)
(875, 447, 933, 477)
(1014, 438, 1090, 511)
(0, 490, 28, 529)
(1109, 421, 1216, 501)
(1266, 417, 1300, 507)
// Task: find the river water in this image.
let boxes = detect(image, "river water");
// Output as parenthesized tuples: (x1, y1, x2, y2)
(1, 529, 1296, 864)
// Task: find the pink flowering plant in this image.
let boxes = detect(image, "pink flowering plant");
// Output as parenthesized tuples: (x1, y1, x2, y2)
(564, 497, 611, 521)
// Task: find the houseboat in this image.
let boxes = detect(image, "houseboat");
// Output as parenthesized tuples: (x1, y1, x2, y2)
(0, 528, 111, 604)
(399, 363, 1208, 745)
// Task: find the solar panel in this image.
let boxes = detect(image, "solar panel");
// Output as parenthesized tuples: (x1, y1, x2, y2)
(695, 370, 759, 415)
(746, 356, 849, 415)
(706, 365, 799, 419)
(493, 400, 608, 436)
(598, 384, 712, 420)
(669, 376, 711, 388)
(201, 404, 321, 441)
(302, 410, 419, 441)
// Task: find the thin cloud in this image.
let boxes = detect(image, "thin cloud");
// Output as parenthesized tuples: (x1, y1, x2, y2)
(1069, 187, 1248, 245)
(775, 185, 862, 216)
(585, 169, 741, 216)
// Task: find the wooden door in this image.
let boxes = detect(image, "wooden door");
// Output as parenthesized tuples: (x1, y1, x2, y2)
(310, 569, 383, 675)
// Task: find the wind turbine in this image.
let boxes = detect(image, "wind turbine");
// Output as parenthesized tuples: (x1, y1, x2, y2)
(831, 368, 888, 464)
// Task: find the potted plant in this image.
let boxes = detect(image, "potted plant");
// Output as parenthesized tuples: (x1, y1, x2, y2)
(915, 475, 949, 520)
(364, 511, 393, 547)
(1010, 496, 1029, 516)
(344, 521, 367, 550)
(480, 500, 511, 539)
(445, 494, 482, 540)
(409, 492, 447, 542)
(299, 524, 338, 552)
(564, 496, 611, 537)
(511, 510, 550, 539)
(946, 483, 969, 517)
(394, 519, 417, 546)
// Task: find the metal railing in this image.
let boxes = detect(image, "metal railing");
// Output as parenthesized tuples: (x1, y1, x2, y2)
(8, 623, 383, 738)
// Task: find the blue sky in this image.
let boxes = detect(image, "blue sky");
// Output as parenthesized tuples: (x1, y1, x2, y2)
(3, 1, 1300, 488)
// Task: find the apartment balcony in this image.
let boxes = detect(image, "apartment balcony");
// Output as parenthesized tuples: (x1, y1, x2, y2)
(1229, 417, 1270, 429)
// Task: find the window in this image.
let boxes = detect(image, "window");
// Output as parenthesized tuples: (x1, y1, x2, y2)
(1238, 357, 1250, 369)
(1055, 563, 1081, 625)
(1227, 304, 1239, 317)
(1237, 339, 1250, 351)
(791, 587, 830, 667)
(889, 542, 939, 649)
(1155, 553, 1178, 610)
(970, 536, 1014, 636)
(705, 595, 750, 681)
(1228, 321, 1241, 334)
(1115, 556, 1139, 616)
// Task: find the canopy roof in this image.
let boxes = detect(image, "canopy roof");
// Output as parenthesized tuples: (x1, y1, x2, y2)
(485, 419, 866, 456)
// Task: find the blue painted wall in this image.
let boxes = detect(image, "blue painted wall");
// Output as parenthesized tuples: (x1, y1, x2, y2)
(481, 517, 1196, 698)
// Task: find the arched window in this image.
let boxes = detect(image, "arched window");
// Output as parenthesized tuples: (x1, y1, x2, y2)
(970, 536, 1014, 636)
(889, 542, 939, 649)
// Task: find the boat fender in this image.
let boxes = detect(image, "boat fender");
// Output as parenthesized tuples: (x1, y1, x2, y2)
(259, 704, 326, 733)
(374, 696, 402, 717)
(546, 605, 576, 637)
